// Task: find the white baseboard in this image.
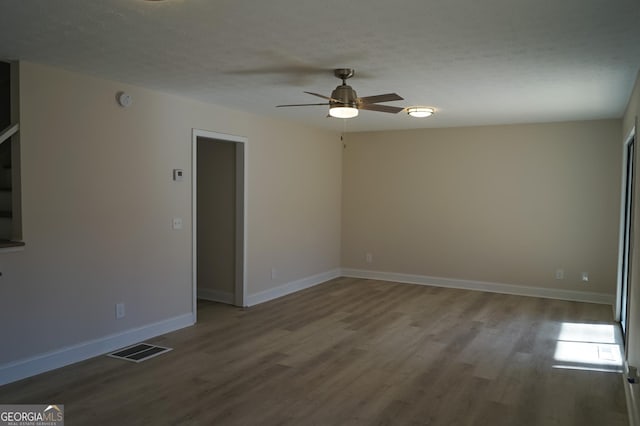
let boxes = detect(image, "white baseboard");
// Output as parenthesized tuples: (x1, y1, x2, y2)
(0, 267, 613, 387)
(197, 288, 234, 304)
(0, 312, 194, 386)
(246, 268, 341, 306)
(341, 268, 614, 305)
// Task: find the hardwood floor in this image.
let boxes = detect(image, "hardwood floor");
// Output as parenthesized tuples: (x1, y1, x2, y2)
(0, 278, 628, 425)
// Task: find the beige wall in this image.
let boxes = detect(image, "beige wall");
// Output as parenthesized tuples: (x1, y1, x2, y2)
(2, 59, 628, 378)
(342, 121, 621, 295)
(0, 62, 342, 365)
(624, 71, 640, 369)
(197, 139, 236, 297)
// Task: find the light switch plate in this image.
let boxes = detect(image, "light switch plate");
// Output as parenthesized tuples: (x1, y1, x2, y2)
(116, 303, 125, 319)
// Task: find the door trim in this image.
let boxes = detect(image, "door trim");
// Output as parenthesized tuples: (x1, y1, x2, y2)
(617, 125, 636, 327)
(192, 129, 248, 321)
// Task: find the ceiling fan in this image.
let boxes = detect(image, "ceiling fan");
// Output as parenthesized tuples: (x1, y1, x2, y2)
(276, 68, 404, 118)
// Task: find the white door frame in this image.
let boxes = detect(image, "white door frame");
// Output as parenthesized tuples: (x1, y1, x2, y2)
(192, 129, 248, 321)
(616, 124, 636, 324)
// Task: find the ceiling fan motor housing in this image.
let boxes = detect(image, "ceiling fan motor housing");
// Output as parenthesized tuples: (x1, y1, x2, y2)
(331, 85, 358, 108)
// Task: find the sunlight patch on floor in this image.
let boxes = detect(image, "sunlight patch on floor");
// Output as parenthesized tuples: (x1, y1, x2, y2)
(552, 323, 623, 373)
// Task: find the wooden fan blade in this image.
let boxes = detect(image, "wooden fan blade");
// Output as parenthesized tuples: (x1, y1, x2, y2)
(359, 93, 404, 104)
(276, 103, 329, 107)
(359, 103, 405, 114)
(304, 91, 339, 102)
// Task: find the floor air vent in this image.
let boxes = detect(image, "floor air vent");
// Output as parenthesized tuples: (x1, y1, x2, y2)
(108, 343, 172, 363)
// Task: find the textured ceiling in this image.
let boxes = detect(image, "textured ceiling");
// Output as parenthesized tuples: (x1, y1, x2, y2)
(0, 0, 639, 132)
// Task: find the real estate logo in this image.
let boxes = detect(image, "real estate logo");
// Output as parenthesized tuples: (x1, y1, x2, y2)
(0, 404, 64, 426)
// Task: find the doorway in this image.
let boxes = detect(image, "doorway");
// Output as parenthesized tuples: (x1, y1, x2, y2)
(618, 129, 636, 345)
(192, 129, 247, 320)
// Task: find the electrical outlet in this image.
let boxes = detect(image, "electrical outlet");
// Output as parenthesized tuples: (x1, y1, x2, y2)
(172, 218, 183, 230)
(555, 269, 564, 280)
(365, 253, 373, 263)
(271, 268, 277, 280)
(116, 303, 125, 319)
(582, 272, 589, 282)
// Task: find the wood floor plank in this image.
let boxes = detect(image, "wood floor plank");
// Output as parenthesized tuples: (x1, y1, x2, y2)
(0, 278, 628, 425)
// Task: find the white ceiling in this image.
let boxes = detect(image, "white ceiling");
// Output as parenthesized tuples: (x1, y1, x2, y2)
(0, 0, 639, 132)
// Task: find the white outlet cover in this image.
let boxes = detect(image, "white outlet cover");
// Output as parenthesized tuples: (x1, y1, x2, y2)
(172, 218, 183, 230)
(116, 303, 125, 319)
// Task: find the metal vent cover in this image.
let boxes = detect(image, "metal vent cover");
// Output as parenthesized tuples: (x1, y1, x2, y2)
(108, 343, 172, 363)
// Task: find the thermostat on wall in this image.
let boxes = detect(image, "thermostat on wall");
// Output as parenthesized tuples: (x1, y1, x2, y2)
(173, 169, 184, 181)
(117, 92, 133, 108)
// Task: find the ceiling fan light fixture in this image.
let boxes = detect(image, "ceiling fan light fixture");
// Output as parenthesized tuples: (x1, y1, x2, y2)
(276, 68, 404, 118)
(329, 106, 359, 119)
(407, 107, 435, 118)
